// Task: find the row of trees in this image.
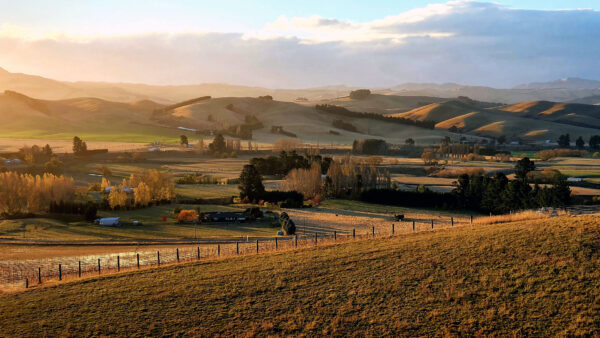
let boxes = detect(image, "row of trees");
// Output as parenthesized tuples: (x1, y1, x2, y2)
(249, 151, 332, 176)
(315, 104, 436, 129)
(0, 172, 75, 216)
(557, 134, 600, 149)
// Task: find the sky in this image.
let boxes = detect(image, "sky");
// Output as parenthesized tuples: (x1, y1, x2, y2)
(1, 0, 599, 88)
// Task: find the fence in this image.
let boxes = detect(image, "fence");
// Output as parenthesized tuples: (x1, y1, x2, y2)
(3, 215, 475, 291)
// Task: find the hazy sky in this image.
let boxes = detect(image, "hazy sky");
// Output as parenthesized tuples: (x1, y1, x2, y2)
(1, 0, 599, 88)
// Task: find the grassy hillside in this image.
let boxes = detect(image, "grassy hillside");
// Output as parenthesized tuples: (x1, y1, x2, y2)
(496, 101, 600, 129)
(308, 94, 446, 114)
(1, 215, 599, 335)
(395, 99, 600, 141)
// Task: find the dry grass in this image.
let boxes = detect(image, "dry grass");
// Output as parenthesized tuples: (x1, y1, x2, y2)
(433, 167, 485, 178)
(0, 215, 599, 335)
(473, 209, 569, 225)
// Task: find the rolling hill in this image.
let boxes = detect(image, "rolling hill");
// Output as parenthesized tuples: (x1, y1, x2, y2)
(307, 94, 447, 114)
(495, 101, 600, 129)
(393, 99, 600, 141)
(1, 215, 598, 335)
(0, 90, 461, 145)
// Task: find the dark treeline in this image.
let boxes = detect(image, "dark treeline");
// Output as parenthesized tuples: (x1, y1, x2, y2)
(49, 201, 98, 221)
(249, 151, 332, 176)
(315, 104, 436, 130)
(361, 158, 571, 214)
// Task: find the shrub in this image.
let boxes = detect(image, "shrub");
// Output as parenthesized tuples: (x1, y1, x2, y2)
(536, 149, 587, 161)
(177, 210, 199, 223)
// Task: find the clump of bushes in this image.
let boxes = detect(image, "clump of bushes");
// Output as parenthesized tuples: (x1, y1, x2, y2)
(349, 89, 371, 100)
(433, 167, 485, 178)
(332, 119, 358, 132)
(176, 173, 220, 184)
(535, 149, 587, 161)
(279, 212, 296, 235)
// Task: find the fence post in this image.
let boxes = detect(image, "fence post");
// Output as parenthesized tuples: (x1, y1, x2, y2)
(157, 251, 161, 266)
(38, 267, 42, 284)
(334, 231, 337, 241)
(412, 220, 415, 231)
(470, 215, 473, 224)
(137, 254, 140, 269)
(315, 232, 318, 245)
(117, 256, 120, 272)
(218, 245, 221, 256)
(78, 261, 82, 277)
(98, 259, 101, 275)
(372, 226, 375, 237)
(59, 264, 62, 281)
(197, 247, 200, 260)
(431, 220, 434, 229)
(392, 223, 394, 235)
(236, 242, 239, 255)
(256, 240, 259, 253)
(25, 278, 28, 289)
(295, 235, 298, 248)
(451, 217, 454, 227)
(353, 228, 356, 239)
(176, 248, 180, 262)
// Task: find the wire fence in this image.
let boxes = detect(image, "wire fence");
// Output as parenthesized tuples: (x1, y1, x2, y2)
(1, 215, 475, 291)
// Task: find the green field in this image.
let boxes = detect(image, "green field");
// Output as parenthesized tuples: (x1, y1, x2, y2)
(2, 215, 598, 335)
(0, 204, 279, 241)
(318, 199, 477, 217)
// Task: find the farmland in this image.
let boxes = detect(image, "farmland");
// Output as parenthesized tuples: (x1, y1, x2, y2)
(1, 215, 599, 336)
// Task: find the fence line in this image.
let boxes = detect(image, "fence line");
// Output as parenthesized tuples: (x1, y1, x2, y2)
(3, 215, 480, 291)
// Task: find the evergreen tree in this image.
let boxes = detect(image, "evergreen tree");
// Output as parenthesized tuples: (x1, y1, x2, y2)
(180, 135, 189, 146)
(575, 136, 585, 149)
(239, 165, 265, 201)
(589, 135, 600, 150)
(515, 157, 535, 181)
(557, 134, 570, 148)
(209, 134, 226, 154)
(72, 136, 87, 154)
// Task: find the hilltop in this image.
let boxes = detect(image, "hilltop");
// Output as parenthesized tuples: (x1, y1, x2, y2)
(1, 215, 598, 336)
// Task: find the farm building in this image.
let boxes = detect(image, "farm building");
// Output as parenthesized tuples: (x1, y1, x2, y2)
(567, 177, 584, 182)
(202, 212, 247, 222)
(95, 217, 121, 226)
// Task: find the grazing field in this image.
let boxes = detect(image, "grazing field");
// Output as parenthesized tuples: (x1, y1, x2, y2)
(1, 215, 599, 336)
(0, 204, 278, 242)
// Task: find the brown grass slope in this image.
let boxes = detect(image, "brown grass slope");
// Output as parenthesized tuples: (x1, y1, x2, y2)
(395, 99, 600, 141)
(0, 90, 169, 139)
(309, 94, 447, 114)
(1, 215, 599, 336)
(495, 101, 600, 129)
(161, 96, 460, 144)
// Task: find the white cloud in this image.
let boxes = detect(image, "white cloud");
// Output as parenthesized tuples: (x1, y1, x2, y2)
(0, 1, 599, 88)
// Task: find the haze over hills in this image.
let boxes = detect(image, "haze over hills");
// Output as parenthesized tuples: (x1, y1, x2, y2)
(2, 66, 600, 105)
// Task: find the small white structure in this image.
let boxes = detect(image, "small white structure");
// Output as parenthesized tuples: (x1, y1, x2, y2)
(95, 217, 121, 226)
(567, 177, 583, 182)
(510, 141, 519, 145)
(178, 126, 198, 132)
(148, 147, 160, 152)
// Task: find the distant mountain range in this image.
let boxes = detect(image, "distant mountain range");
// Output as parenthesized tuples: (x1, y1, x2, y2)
(1, 66, 600, 104)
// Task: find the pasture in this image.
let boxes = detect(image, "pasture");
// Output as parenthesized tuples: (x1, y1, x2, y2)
(1, 215, 599, 336)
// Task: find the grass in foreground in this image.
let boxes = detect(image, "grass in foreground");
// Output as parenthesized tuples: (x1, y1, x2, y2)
(1, 215, 599, 335)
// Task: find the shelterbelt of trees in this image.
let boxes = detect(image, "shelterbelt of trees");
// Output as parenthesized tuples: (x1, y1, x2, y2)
(315, 104, 437, 129)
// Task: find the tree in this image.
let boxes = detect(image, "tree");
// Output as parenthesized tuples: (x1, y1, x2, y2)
(589, 135, 600, 150)
(133, 182, 152, 207)
(405, 138, 415, 146)
(239, 165, 265, 202)
(497, 135, 506, 145)
(108, 187, 128, 210)
(209, 134, 226, 154)
(557, 134, 570, 148)
(576, 136, 585, 149)
(515, 157, 535, 181)
(73, 136, 88, 154)
(180, 135, 189, 146)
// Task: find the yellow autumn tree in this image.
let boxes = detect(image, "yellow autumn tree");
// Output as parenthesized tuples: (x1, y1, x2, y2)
(134, 182, 152, 207)
(108, 187, 128, 210)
